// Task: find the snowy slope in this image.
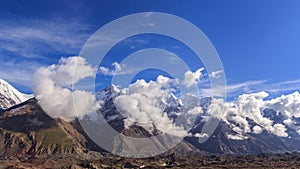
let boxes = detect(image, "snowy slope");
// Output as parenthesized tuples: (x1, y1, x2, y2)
(96, 84, 120, 102)
(92, 84, 300, 154)
(0, 79, 33, 109)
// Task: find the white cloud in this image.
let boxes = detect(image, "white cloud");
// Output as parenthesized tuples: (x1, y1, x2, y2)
(98, 67, 110, 76)
(52, 56, 96, 86)
(194, 133, 209, 138)
(99, 62, 125, 76)
(231, 115, 251, 133)
(226, 133, 248, 140)
(272, 124, 288, 137)
(33, 56, 100, 121)
(114, 75, 187, 137)
(207, 91, 291, 137)
(31, 58, 300, 139)
(183, 68, 204, 88)
(112, 62, 123, 72)
(265, 91, 300, 118)
(283, 118, 300, 135)
(252, 125, 262, 134)
(209, 70, 223, 79)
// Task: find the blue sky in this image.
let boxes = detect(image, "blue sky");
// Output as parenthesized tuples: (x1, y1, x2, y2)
(0, 0, 300, 98)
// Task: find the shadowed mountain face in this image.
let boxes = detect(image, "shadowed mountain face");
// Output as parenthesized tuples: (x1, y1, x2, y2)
(186, 121, 300, 155)
(0, 98, 200, 159)
(0, 98, 88, 158)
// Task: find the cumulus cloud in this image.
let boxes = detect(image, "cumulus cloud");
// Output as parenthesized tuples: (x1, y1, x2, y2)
(183, 68, 204, 88)
(204, 90, 300, 138)
(114, 75, 187, 137)
(33, 56, 100, 121)
(283, 118, 300, 135)
(106, 69, 300, 138)
(51, 56, 96, 86)
(272, 124, 288, 137)
(265, 91, 300, 136)
(265, 91, 300, 118)
(99, 62, 125, 76)
(207, 91, 291, 137)
(252, 125, 263, 134)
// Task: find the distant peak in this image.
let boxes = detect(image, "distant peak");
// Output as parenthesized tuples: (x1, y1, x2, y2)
(100, 84, 120, 93)
(0, 78, 8, 84)
(96, 84, 120, 101)
(110, 84, 120, 93)
(0, 78, 33, 109)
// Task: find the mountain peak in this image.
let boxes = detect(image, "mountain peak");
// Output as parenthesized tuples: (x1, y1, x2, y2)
(96, 84, 120, 101)
(0, 78, 33, 109)
(109, 84, 120, 93)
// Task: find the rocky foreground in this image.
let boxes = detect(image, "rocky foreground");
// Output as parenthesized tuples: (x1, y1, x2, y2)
(0, 152, 300, 169)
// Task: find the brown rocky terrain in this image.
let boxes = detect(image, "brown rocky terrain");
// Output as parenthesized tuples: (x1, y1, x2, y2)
(1, 152, 300, 169)
(0, 99, 88, 159)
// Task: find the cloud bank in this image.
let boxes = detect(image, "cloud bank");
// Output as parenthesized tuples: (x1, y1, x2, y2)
(114, 75, 188, 137)
(207, 91, 300, 137)
(104, 67, 300, 138)
(33, 56, 100, 121)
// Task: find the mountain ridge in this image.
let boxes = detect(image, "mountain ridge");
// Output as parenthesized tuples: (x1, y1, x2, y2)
(1, 80, 300, 158)
(94, 84, 300, 155)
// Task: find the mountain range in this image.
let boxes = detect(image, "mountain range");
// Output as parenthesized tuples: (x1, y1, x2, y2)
(0, 78, 300, 160)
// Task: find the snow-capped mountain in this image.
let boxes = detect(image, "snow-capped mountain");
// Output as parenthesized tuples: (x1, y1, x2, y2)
(95, 85, 192, 132)
(94, 85, 300, 154)
(1, 82, 300, 156)
(96, 84, 120, 101)
(0, 79, 33, 109)
(96, 84, 122, 122)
